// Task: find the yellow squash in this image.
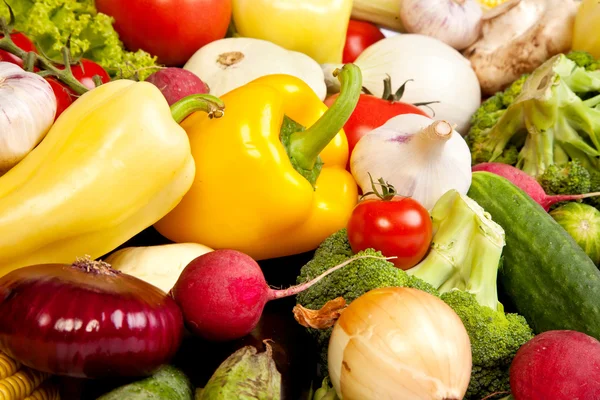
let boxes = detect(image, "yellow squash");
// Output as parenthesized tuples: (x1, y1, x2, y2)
(155, 65, 362, 260)
(0, 80, 224, 277)
(231, 0, 353, 64)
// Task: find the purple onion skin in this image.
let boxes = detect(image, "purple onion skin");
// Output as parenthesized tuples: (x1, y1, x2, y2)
(145, 68, 209, 106)
(0, 262, 184, 379)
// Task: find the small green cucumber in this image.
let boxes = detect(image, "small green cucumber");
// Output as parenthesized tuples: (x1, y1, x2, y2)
(467, 172, 600, 338)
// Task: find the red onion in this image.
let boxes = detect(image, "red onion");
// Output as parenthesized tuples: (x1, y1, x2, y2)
(0, 257, 183, 378)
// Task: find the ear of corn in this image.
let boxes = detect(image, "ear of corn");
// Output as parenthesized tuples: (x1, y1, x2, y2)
(24, 381, 60, 400)
(351, 0, 404, 31)
(0, 352, 59, 400)
(477, 0, 512, 8)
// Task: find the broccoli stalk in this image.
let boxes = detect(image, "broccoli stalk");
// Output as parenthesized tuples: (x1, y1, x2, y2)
(469, 54, 600, 177)
(408, 190, 506, 312)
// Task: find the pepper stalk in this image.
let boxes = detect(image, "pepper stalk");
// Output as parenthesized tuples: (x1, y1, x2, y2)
(407, 189, 506, 311)
(282, 63, 362, 187)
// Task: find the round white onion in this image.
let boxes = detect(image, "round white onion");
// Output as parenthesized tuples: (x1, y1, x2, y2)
(0, 62, 57, 175)
(328, 287, 472, 400)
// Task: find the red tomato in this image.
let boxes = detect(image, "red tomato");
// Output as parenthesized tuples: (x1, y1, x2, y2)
(325, 81, 430, 169)
(70, 59, 111, 89)
(342, 20, 385, 64)
(0, 32, 37, 68)
(347, 196, 432, 270)
(95, 0, 232, 66)
(45, 78, 74, 120)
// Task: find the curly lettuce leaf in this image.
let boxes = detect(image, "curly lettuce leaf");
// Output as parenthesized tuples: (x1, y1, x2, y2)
(0, 0, 159, 79)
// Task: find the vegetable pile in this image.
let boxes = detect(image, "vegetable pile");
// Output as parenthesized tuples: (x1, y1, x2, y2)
(0, 0, 599, 399)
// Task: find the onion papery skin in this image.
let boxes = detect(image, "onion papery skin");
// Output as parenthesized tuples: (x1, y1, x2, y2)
(0, 262, 184, 379)
(328, 287, 472, 400)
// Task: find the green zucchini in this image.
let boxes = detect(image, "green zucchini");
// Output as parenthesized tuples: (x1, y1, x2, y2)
(467, 172, 600, 338)
(97, 365, 193, 400)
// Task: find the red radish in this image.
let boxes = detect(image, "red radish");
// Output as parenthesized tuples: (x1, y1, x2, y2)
(509, 330, 600, 400)
(472, 163, 600, 211)
(171, 249, 383, 342)
(145, 68, 210, 106)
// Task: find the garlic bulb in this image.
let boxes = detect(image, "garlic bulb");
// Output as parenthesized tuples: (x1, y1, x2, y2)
(328, 287, 472, 400)
(0, 62, 57, 175)
(184, 37, 327, 100)
(400, 0, 483, 50)
(350, 113, 472, 210)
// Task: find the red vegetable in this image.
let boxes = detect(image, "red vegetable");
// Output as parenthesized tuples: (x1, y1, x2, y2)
(324, 76, 430, 169)
(45, 78, 74, 120)
(146, 68, 210, 106)
(69, 59, 111, 90)
(0, 258, 183, 378)
(510, 330, 600, 400)
(95, 0, 232, 66)
(472, 163, 600, 211)
(342, 20, 385, 64)
(172, 250, 378, 342)
(347, 176, 432, 270)
(0, 32, 37, 68)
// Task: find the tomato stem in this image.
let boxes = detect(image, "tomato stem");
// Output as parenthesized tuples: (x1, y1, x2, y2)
(361, 173, 398, 201)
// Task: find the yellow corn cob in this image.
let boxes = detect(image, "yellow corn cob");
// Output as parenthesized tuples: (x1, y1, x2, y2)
(0, 355, 20, 381)
(351, 0, 404, 31)
(477, 0, 512, 8)
(0, 352, 53, 400)
(24, 381, 60, 400)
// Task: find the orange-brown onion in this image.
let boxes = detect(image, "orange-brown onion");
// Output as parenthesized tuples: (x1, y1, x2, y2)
(328, 287, 472, 400)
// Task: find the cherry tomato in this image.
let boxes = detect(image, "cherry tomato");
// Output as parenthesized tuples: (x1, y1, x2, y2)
(0, 32, 37, 68)
(95, 0, 232, 66)
(45, 78, 74, 120)
(347, 195, 432, 270)
(70, 59, 111, 89)
(342, 20, 385, 64)
(325, 79, 429, 170)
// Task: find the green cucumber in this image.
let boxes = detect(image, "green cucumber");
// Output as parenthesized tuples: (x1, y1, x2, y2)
(467, 172, 600, 338)
(97, 365, 193, 400)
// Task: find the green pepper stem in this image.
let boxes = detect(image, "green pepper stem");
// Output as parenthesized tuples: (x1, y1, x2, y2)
(287, 64, 362, 170)
(170, 94, 226, 123)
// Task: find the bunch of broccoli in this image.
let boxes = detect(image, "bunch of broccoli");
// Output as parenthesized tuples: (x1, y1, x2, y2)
(297, 226, 533, 400)
(467, 52, 600, 208)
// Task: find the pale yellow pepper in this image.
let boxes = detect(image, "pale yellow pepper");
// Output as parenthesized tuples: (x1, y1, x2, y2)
(0, 80, 223, 277)
(231, 0, 353, 64)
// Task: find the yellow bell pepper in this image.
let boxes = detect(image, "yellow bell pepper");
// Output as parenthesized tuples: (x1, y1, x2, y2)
(0, 80, 224, 277)
(231, 0, 353, 64)
(154, 65, 362, 260)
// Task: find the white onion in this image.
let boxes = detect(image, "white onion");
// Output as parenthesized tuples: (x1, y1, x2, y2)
(328, 287, 472, 400)
(0, 62, 56, 175)
(323, 34, 481, 133)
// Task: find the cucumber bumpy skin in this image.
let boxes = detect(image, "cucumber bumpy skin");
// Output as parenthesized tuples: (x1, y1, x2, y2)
(467, 172, 600, 338)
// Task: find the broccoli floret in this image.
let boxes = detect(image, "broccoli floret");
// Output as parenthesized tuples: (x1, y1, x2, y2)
(441, 291, 534, 399)
(408, 190, 506, 311)
(567, 51, 600, 71)
(584, 170, 600, 209)
(296, 229, 438, 367)
(538, 160, 592, 196)
(466, 52, 600, 178)
(297, 228, 532, 400)
(501, 74, 528, 106)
